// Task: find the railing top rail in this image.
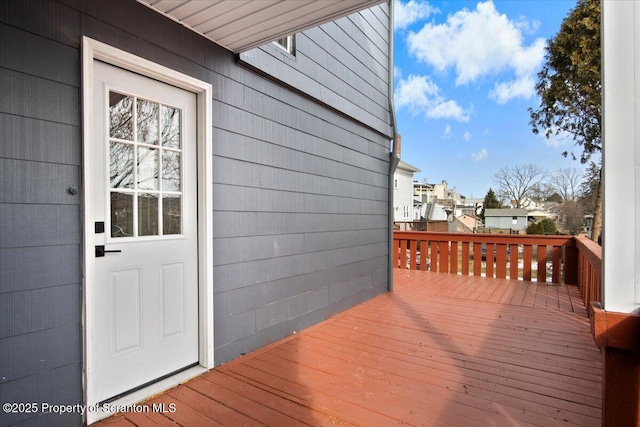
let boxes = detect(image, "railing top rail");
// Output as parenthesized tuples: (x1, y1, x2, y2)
(574, 235, 602, 270)
(393, 231, 576, 246)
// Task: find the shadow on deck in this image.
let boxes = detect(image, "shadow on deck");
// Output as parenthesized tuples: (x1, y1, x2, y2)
(97, 270, 602, 426)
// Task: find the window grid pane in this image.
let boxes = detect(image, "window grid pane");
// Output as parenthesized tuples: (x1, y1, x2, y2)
(109, 90, 183, 238)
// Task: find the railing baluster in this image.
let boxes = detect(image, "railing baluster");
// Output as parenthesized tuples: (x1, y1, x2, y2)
(409, 239, 417, 270)
(486, 243, 494, 278)
(496, 244, 507, 278)
(450, 241, 458, 274)
(473, 242, 482, 276)
(439, 241, 448, 273)
(430, 241, 438, 272)
(462, 242, 470, 275)
(420, 240, 428, 271)
(552, 245, 562, 283)
(509, 244, 519, 280)
(537, 245, 547, 283)
(523, 245, 532, 281)
(400, 239, 407, 269)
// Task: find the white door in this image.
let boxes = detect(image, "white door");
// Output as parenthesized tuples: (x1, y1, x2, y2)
(89, 61, 198, 403)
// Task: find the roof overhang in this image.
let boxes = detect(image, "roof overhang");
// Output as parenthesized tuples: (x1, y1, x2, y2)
(137, 0, 388, 53)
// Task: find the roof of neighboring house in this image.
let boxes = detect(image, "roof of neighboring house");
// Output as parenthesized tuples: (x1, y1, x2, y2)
(527, 210, 552, 217)
(485, 208, 528, 217)
(397, 160, 420, 173)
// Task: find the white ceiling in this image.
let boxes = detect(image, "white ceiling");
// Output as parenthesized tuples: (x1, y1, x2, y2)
(137, 0, 387, 53)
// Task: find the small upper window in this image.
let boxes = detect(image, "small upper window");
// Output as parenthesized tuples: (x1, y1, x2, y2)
(274, 35, 296, 55)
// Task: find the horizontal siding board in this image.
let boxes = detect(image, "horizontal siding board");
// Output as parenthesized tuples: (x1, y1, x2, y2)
(79, 14, 212, 84)
(213, 81, 389, 159)
(0, 284, 80, 339)
(0, 68, 79, 125)
(212, 228, 387, 267)
(213, 234, 305, 266)
(0, 159, 80, 204)
(213, 183, 387, 214)
(214, 310, 256, 347)
(0, 0, 80, 47)
(293, 40, 388, 114)
(0, 363, 81, 427)
(255, 212, 388, 235)
(213, 243, 388, 293)
(54, 0, 208, 66)
(0, 24, 80, 86)
(0, 245, 80, 294)
(212, 67, 391, 151)
(0, 114, 80, 165)
(0, 323, 80, 383)
(214, 157, 387, 201)
(212, 128, 388, 188)
(214, 256, 387, 319)
(0, 204, 80, 248)
(239, 48, 390, 136)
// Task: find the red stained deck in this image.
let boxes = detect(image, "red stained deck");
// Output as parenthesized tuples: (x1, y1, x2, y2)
(97, 270, 602, 426)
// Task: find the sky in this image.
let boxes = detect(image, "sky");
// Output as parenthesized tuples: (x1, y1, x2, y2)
(393, 0, 581, 199)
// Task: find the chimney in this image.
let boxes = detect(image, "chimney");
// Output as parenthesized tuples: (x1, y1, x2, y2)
(395, 134, 402, 157)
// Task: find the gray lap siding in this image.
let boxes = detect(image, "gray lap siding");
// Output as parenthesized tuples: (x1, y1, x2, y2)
(0, 0, 391, 425)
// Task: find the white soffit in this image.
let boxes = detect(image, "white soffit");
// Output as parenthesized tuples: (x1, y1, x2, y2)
(137, 0, 387, 53)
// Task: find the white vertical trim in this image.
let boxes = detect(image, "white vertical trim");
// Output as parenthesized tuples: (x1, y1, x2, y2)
(82, 37, 214, 423)
(602, 1, 639, 313)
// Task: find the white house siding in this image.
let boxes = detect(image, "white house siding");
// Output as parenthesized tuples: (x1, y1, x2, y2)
(393, 161, 419, 221)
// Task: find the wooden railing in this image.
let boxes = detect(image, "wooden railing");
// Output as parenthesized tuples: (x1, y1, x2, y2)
(574, 236, 602, 308)
(393, 231, 579, 284)
(393, 231, 603, 309)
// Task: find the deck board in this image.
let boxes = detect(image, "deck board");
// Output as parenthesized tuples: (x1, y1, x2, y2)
(96, 270, 602, 427)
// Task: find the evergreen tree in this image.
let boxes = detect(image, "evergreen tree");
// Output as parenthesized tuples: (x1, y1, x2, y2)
(480, 188, 502, 221)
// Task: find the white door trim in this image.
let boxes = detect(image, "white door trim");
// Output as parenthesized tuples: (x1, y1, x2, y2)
(81, 37, 214, 423)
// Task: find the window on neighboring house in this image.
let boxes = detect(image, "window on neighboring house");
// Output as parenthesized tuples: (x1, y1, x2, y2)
(274, 35, 295, 55)
(512, 216, 518, 225)
(394, 179, 398, 188)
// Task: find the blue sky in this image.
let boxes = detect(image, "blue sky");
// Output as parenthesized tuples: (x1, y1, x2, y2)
(393, 0, 580, 199)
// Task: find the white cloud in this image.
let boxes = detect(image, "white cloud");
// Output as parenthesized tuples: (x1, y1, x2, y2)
(489, 75, 536, 104)
(515, 16, 541, 35)
(406, 0, 546, 102)
(395, 0, 438, 31)
(395, 74, 470, 121)
(472, 148, 488, 162)
(394, 65, 403, 80)
(463, 131, 471, 141)
(443, 124, 452, 139)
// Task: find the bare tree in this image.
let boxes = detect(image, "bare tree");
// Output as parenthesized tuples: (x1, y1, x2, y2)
(492, 164, 547, 209)
(550, 167, 582, 201)
(558, 200, 585, 235)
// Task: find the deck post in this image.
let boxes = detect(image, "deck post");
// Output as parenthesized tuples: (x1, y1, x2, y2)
(590, 302, 640, 426)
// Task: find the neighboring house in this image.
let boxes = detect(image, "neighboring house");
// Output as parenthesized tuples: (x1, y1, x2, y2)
(393, 160, 420, 221)
(0, 1, 393, 425)
(457, 214, 480, 232)
(414, 179, 464, 221)
(510, 196, 544, 210)
(484, 209, 528, 230)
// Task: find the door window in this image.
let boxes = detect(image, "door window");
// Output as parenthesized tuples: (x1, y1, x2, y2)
(109, 91, 183, 238)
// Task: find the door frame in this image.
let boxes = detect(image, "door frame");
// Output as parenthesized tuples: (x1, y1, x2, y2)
(81, 37, 214, 422)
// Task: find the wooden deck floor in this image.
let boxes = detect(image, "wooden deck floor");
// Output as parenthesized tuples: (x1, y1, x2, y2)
(97, 270, 602, 426)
